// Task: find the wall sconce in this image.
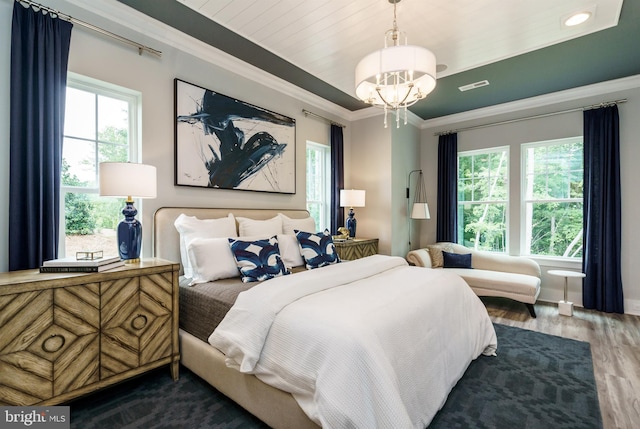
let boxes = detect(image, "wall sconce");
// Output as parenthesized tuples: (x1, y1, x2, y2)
(99, 162, 157, 262)
(407, 170, 430, 249)
(339, 189, 366, 238)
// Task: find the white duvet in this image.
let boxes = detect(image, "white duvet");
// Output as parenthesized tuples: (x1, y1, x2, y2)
(209, 255, 497, 428)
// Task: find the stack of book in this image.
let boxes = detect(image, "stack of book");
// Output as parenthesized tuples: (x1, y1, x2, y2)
(40, 256, 124, 273)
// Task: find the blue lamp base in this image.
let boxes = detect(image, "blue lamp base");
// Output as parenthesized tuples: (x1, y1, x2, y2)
(117, 200, 142, 262)
(346, 208, 357, 238)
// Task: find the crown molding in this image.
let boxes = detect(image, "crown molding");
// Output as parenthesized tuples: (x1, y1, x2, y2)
(67, 0, 354, 120)
(420, 74, 640, 130)
(65, 2, 640, 131)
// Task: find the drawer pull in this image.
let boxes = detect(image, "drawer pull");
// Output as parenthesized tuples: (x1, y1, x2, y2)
(131, 314, 148, 330)
(42, 334, 65, 353)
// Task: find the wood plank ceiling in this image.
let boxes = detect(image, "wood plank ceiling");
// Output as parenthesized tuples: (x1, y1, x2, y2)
(178, 0, 624, 100)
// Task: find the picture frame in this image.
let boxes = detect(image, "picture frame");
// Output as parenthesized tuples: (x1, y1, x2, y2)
(174, 78, 296, 194)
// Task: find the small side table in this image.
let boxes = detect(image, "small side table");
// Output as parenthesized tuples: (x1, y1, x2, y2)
(333, 238, 379, 261)
(548, 270, 586, 316)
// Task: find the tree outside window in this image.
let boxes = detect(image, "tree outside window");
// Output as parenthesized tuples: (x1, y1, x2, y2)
(306, 142, 330, 231)
(457, 148, 509, 252)
(522, 138, 583, 258)
(60, 75, 139, 257)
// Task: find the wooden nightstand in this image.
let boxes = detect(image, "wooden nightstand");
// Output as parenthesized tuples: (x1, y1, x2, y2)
(334, 238, 379, 261)
(0, 258, 179, 406)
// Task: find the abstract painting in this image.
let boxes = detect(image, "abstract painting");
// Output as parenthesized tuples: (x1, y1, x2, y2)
(174, 79, 296, 193)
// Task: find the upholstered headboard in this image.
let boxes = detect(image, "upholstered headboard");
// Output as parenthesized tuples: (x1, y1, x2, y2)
(153, 207, 311, 270)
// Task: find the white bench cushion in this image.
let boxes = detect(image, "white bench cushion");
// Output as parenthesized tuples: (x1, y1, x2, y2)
(444, 268, 540, 303)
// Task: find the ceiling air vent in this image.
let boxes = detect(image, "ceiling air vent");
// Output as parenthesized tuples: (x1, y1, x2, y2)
(458, 80, 490, 92)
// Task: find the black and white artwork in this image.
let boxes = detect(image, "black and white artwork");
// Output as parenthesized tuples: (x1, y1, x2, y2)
(174, 79, 296, 194)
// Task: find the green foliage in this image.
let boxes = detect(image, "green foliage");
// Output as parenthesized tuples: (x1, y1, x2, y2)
(93, 199, 122, 230)
(458, 150, 508, 252)
(62, 160, 96, 235)
(528, 202, 583, 258)
(459, 203, 507, 252)
(525, 142, 583, 257)
(98, 126, 129, 163)
(457, 141, 583, 258)
(62, 124, 129, 236)
(306, 145, 329, 231)
(307, 203, 321, 232)
(65, 193, 96, 235)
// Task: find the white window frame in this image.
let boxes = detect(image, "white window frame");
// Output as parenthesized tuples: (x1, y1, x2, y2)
(457, 146, 510, 252)
(306, 141, 331, 231)
(520, 136, 583, 259)
(59, 73, 141, 256)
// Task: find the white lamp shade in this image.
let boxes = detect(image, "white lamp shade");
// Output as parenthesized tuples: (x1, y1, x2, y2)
(340, 189, 366, 207)
(99, 162, 157, 198)
(355, 45, 437, 106)
(411, 202, 430, 220)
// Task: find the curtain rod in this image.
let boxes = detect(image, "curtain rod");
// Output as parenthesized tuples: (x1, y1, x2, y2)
(15, 0, 162, 58)
(434, 98, 627, 136)
(302, 109, 346, 128)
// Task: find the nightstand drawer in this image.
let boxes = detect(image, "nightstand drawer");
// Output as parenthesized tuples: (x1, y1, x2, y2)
(334, 238, 379, 261)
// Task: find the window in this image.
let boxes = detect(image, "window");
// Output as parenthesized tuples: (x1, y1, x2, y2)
(457, 147, 509, 252)
(60, 74, 140, 257)
(306, 142, 330, 231)
(522, 137, 583, 258)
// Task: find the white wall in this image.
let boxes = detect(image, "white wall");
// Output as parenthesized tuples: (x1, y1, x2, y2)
(391, 122, 421, 257)
(350, 116, 392, 254)
(349, 115, 422, 257)
(420, 81, 640, 314)
(0, 0, 350, 270)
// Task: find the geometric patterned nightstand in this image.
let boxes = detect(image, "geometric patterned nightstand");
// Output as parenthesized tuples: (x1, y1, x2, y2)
(334, 238, 379, 261)
(0, 258, 179, 406)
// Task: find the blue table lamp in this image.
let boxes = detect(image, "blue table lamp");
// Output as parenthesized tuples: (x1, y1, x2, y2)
(99, 162, 157, 263)
(339, 189, 366, 238)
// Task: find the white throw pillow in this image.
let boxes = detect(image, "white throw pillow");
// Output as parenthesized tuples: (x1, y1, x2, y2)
(236, 216, 283, 237)
(174, 213, 237, 278)
(187, 238, 239, 285)
(277, 234, 305, 268)
(278, 213, 316, 235)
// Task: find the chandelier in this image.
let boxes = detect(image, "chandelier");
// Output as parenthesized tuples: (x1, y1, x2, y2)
(355, 0, 437, 128)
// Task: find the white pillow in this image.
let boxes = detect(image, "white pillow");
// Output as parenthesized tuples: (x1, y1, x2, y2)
(174, 213, 237, 278)
(277, 234, 304, 268)
(186, 238, 239, 285)
(278, 213, 316, 235)
(236, 216, 283, 237)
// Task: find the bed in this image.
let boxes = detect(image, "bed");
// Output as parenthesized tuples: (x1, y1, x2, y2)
(154, 207, 497, 429)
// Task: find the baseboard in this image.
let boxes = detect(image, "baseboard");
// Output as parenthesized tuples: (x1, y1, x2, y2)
(536, 298, 640, 316)
(625, 298, 640, 316)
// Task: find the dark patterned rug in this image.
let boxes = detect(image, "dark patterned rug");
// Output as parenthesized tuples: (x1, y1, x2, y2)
(69, 324, 602, 428)
(429, 324, 602, 429)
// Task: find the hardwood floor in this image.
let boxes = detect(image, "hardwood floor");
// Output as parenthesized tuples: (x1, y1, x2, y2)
(482, 297, 640, 429)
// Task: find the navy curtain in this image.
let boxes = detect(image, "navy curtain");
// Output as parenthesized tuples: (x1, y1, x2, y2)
(330, 124, 344, 234)
(9, 3, 73, 270)
(582, 105, 624, 313)
(436, 133, 458, 243)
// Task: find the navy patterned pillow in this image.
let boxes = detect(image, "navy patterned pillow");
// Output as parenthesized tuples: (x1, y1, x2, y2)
(228, 236, 289, 283)
(295, 230, 340, 270)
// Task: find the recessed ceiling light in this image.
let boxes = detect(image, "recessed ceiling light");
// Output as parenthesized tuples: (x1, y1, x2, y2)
(564, 11, 592, 27)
